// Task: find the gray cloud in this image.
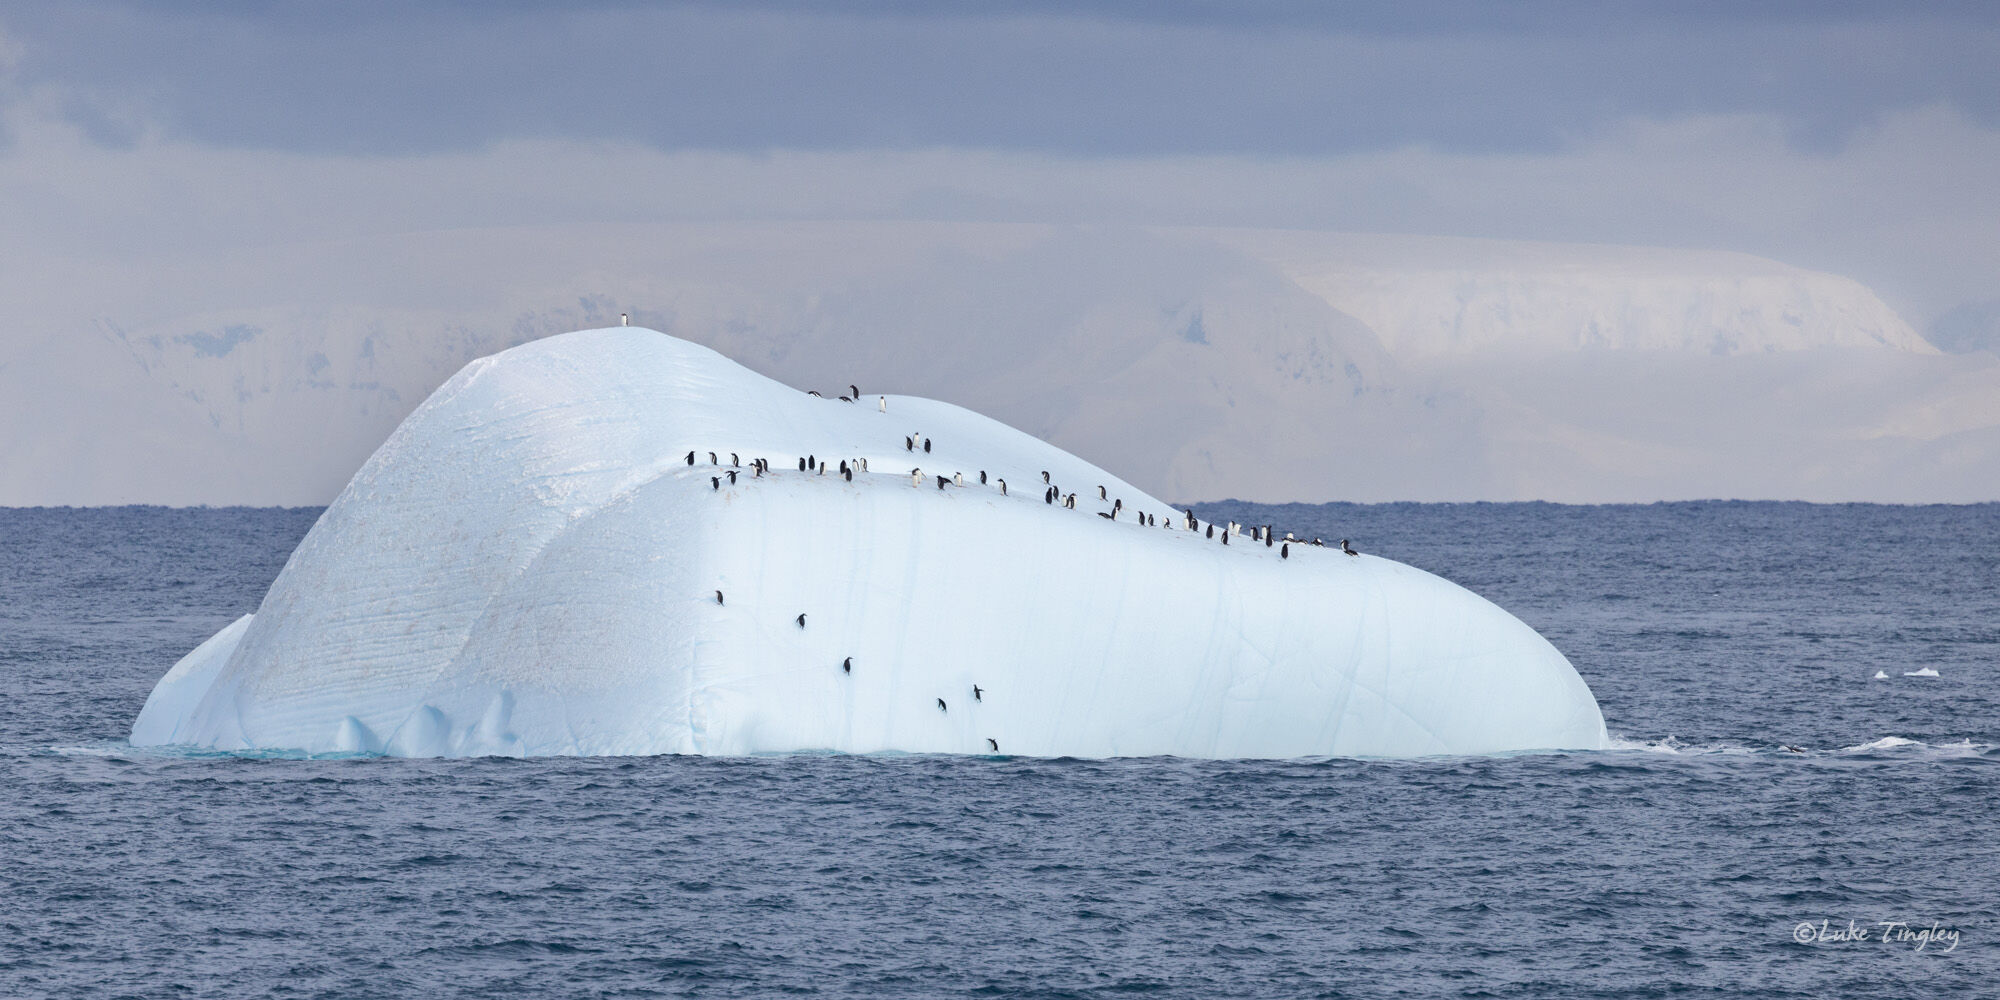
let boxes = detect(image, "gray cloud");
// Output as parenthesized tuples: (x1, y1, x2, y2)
(3, 2, 1995, 157)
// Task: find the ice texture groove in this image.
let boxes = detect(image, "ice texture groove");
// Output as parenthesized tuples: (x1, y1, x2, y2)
(130, 327, 1607, 757)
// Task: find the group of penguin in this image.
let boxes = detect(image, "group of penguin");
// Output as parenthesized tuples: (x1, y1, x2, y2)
(707, 588, 1002, 754)
(682, 379, 1365, 755)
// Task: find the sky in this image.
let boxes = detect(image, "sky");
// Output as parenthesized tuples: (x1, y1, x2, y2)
(2, 1, 1998, 504)
(0, 1, 1994, 328)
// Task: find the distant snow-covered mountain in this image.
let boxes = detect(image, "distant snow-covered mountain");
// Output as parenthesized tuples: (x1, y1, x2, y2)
(3, 223, 1994, 505)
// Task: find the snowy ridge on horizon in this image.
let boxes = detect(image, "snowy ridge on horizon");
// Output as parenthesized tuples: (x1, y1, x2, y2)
(5, 223, 1998, 506)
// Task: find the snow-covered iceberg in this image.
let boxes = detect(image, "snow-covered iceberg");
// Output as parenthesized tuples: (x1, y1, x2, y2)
(132, 327, 1607, 758)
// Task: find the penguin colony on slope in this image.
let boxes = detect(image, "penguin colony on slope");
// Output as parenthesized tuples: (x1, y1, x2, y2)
(678, 378, 1360, 756)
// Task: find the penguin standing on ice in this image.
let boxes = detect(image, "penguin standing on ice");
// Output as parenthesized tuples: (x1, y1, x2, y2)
(731, 453, 739, 466)
(1112, 499, 1122, 515)
(799, 458, 808, 471)
(923, 438, 932, 453)
(842, 657, 852, 674)
(1041, 471, 1050, 484)
(973, 685, 983, 701)
(620, 312, 629, 326)
(850, 384, 860, 399)
(979, 471, 988, 485)
(1097, 485, 1107, 500)
(937, 475, 950, 490)
(937, 698, 948, 712)
(1341, 539, 1358, 556)
(843, 467, 852, 481)
(754, 463, 764, 478)
(1206, 524, 1214, 538)
(911, 471, 923, 487)
(685, 451, 694, 465)
(1046, 487, 1055, 504)
(710, 476, 719, 490)
(954, 473, 964, 486)
(796, 613, 807, 628)
(879, 396, 887, 412)
(997, 479, 1006, 496)
(727, 470, 737, 484)
(715, 590, 724, 605)
(906, 436, 915, 452)
(1281, 543, 1290, 559)
(1266, 532, 1273, 548)
(708, 452, 718, 465)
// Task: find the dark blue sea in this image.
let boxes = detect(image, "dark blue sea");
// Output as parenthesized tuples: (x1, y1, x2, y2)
(2, 503, 1995, 998)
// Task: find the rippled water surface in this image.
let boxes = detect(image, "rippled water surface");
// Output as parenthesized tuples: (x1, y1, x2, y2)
(2, 503, 1996, 997)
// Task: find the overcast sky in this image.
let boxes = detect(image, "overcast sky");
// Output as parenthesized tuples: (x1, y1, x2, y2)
(1, 1, 1995, 325)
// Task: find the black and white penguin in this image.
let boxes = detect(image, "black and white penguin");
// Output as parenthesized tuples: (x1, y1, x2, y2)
(938, 475, 949, 490)
(1045, 487, 1055, 504)
(911, 471, 923, 487)
(906, 436, 915, 452)
(997, 479, 1006, 496)
(1041, 470, 1050, 484)
(1266, 532, 1273, 548)
(849, 384, 859, 399)
(879, 396, 887, 413)
(937, 698, 947, 712)
(1281, 543, 1289, 559)
(620, 312, 629, 326)
(843, 657, 852, 674)
(839, 396, 850, 403)
(727, 470, 738, 484)
(716, 590, 724, 605)
(808, 390, 821, 397)
(979, 471, 987, 485)
(973, 685, 983, 701)
(685, 451, 694, 465)
(954, 472, 964, 486)
(1341, 539, 1358, 556)
(1206, 524, 1214, 538)
(1098, 511, 1114, 520)
(808, 454, 816, 470)
(923, 438, 931, 453)
(986, 738, 999, 752)
(754, 463, 764, 478)
(839, 460, 849, 474)
(1112, 499, 1122, 514)
(1222, 531, 1229, 545)
(708, 451, 718, 465)
(796, 613, 807, 628)
(799, 458, 807, 471)
(1097, 485, 1107, 500)
(843, 467, 852, 481)
(710, 476, 719, 490)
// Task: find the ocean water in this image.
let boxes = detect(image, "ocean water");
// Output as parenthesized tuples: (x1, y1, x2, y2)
(2, 502, 1994, 997)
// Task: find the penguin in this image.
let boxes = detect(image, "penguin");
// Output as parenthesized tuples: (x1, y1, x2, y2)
(1341, 539, 1358, 556)
(859, 457, 868, 472)
(879, 396, 887, 413)
(997, 479, 1006, 496)
(906, 436, 915, 452)
(1312, 537, 1323, 547)
(1046, 487, 1055, 504)
(1251, 526, 1260, 542)
(796, 613, 807, 628)
(1041, 470, 1050, 484)
(818, 464, 826, 476)
(937, 698, 947, 712)
(1206, 524, 1214, 538)
(715, 590, 724, 605)
(710, 476, 719, 490)
(923, 438, 932, 453)
(986, 738, 999, 752)
(1285, 532, 1295, 541)
(843, 467, 852, 481)
(1113, 499, 1122, 513)
(1098, 511, 1114, 519)
(1266, 533, 1273, 548)
(1281, 543, 1289, 559)
(850, 384, 859, 399)
(620, 312, 629, 326)
(1222, 531, 1229, 545)
(685, 450, 694, 466)
(708, 452, 718, 465)
(799, 458, 808, 471)
(979, 471, 988, 485)
(1066, 494, 1076, 509)
(727, 470, 738, 484)
(731, 453, 739, 467)
(1097, 485, 1107, 500)
(808, 390, 821, 397)
(839, 396, 851, 403)
(911, 471, 923, 487)
(937, 475, 949, 490)
(808, 454, 816, 470)
(954, 472, 964, 487)
(840, 460, 849, 474)
(843, 657, 852, 674)
(973, 685, 983, 701)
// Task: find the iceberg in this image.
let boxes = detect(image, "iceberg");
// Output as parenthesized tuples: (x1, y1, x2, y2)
(131, 327, 1608, 758)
